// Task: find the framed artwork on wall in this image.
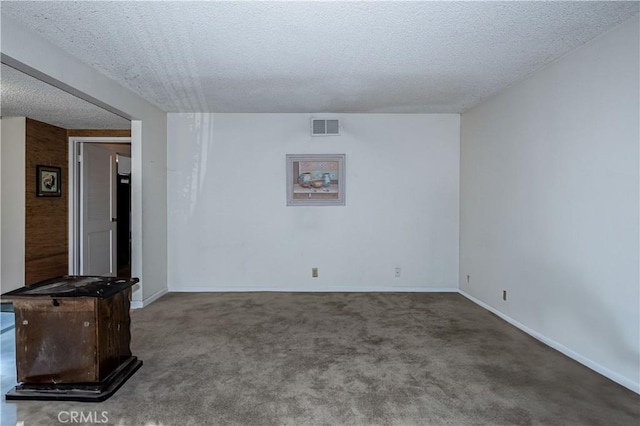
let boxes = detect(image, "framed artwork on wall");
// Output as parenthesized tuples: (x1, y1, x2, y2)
(286, 154, 345, 206)
(36, 165, 62, 197)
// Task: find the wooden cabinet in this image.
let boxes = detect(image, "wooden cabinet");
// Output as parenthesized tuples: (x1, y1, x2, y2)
(2, 276, 142, 401)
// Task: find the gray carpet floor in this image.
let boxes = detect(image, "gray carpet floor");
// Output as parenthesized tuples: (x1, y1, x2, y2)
(1, 292, 638, 425)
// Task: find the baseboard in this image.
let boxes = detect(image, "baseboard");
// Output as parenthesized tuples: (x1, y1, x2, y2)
(167, 285, 459, 293)
(130, 288, 168, 309)
(458, 290, 640, 394)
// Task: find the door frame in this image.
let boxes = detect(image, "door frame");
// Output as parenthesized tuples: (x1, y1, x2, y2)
(68, 137, 131, 275)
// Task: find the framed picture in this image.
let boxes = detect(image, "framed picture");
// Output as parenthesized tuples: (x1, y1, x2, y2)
(286, 154, 345, 206)
(36, 165, 62, 197)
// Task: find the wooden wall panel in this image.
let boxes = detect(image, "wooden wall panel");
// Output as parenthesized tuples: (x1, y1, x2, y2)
(25, 119, 69, 285)
(24, 124, 131, 285)
(67, 129, 130, 138)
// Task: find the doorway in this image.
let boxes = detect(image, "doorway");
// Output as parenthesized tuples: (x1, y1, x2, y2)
(116, 155, 132, 277)
(69, 137, 131, 277)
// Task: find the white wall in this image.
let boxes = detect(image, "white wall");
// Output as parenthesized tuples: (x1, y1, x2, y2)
(460, 16, 639, 392)
(1, 16, 168, 305)
(0, 117, 26, 293)
(0, 119, 2, 291)
(168, 113, 459, 291)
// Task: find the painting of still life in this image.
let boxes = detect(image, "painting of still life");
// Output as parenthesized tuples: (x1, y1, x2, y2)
(286, 154, 345, 206)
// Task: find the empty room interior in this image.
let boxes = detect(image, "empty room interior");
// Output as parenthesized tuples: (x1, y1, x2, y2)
(0, 1, 639, 425)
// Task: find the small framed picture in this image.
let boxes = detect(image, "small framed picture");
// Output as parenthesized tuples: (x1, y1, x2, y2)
(286, 154, 345, 206)
(36, 165, 62, 197)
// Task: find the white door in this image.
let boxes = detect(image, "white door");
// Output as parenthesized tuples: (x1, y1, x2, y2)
(80, 143, 117, 276)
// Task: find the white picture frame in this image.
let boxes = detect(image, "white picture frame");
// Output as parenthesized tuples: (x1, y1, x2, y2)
(286, 154, 345, 206)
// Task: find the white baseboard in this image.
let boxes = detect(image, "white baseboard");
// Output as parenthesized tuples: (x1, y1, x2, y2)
(130, 288, 168, 309)
(458, 289, 640, 394)
(167, 285, 458, 293)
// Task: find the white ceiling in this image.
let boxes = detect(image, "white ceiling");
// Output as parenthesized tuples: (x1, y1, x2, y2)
(0, 64, 130, 129)
(1, 1, 639, 116)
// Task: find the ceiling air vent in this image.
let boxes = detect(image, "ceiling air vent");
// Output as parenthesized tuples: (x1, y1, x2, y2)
(311, 119, 340, 136)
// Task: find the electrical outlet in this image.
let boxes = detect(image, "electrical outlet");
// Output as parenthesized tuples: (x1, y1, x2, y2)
(312, 268, 318, 278)
(503, 290, 507, 301)
(395, 267, 401, 278)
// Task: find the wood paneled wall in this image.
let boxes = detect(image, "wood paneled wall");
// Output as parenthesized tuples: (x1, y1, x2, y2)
(24, 123, 131, 285)
(67, 129, 131, 138)
(25, 119, 69, 285)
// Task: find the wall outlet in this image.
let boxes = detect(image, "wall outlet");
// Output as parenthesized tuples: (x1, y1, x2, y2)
(312, 268, 318, 278)
(503, 290, 507, 301)
(395, 267, 401, 278)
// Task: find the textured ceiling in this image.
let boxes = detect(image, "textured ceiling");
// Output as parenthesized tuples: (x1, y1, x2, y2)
(0, 64, 130, 129)
(1, 1, 639, 114)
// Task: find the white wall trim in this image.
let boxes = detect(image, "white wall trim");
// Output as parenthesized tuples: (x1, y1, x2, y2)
(458, 290, 640, 394)
(0, 117, 26, 294)
(168, 286, 458, 293)
(130, 287, 168, 309)
(68, 137, 131, 276)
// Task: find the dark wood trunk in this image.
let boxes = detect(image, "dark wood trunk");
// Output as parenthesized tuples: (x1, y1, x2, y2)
(12, 288, 132, 384)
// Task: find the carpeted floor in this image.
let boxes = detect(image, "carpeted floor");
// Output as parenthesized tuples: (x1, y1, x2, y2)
(2, 292, 639, 425)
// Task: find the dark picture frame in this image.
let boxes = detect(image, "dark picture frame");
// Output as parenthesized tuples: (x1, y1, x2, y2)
(36, 165, 62, 197)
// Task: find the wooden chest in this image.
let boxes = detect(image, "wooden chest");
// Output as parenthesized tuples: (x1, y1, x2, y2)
(2, 276, 142, 401)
